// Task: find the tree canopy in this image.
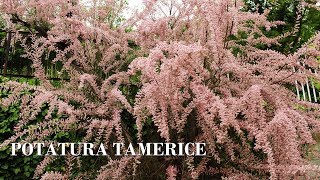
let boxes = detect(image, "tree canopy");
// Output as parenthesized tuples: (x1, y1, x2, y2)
(0, 0, 320, 179)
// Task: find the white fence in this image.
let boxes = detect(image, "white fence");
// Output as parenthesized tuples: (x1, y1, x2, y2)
(293, 62, 319, 103)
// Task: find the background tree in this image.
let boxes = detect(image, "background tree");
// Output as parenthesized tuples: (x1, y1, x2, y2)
(0, 0, 319, 179)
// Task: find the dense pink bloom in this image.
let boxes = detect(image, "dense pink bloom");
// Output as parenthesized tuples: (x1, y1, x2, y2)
(0, 0, 320, 179)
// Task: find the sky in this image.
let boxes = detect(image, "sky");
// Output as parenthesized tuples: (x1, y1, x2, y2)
(127, 0, 143, 10)
(81, 0, 320, 20)
(81, 0, 145, 19)
(123, 0, 144, 19)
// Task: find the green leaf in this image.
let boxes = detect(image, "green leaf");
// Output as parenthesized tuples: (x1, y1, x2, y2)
(24, 157, 30, 163)
(0, 153, 8, 159)
(24, 172, 31, 177)
(42, 108, 49, 116)
(13, 168, 20, 174)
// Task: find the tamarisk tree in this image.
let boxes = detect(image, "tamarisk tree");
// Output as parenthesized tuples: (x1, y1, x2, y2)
(0, 0, 320, 179)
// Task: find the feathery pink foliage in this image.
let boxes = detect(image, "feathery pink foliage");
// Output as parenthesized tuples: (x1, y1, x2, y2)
(0, 0, 320, 179)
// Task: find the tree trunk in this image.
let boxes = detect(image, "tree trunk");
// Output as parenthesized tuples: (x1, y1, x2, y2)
(3, 31, 12, 76)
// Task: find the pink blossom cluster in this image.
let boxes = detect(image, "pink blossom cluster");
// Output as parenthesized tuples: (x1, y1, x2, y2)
(0, 0, 320, 179)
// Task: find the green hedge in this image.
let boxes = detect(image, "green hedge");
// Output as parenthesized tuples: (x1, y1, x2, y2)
(0, 76, 42, 179)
